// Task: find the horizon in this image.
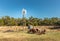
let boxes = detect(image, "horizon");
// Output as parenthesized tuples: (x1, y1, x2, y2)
(0, 0, 60, 18)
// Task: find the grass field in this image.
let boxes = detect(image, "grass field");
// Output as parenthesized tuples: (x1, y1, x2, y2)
(0, 30, 60, 41)
(0, 26, 60, 41)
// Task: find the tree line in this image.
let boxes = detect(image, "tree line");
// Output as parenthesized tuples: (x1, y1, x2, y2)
(0, 16, 60, 26)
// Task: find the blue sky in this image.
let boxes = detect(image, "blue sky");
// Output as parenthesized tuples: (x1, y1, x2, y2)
(0, 0, 60, 18)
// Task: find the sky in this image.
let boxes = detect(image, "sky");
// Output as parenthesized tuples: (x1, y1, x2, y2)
(0, 0, 60, 18)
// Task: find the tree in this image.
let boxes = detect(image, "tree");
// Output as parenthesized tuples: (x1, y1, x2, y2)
(0, 19, 4, 26)
(1, 16, 11, 26)
(41, 18, 50, 25)
(49, 17, 59, 25)
(0, 16, 60, 26)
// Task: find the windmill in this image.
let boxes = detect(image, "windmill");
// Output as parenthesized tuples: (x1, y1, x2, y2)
(22, 8, 27, 19)
(22, 8, 27, 30)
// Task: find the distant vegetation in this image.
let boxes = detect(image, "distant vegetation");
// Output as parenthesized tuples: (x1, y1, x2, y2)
(0, 16, 60, 26)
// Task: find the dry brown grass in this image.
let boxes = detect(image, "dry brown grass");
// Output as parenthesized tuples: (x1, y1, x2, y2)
(0, 26, 60, 41)
(0, 26, 27, 32)
(0, 31, 59, 41)
(0, 26, 60, 32)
